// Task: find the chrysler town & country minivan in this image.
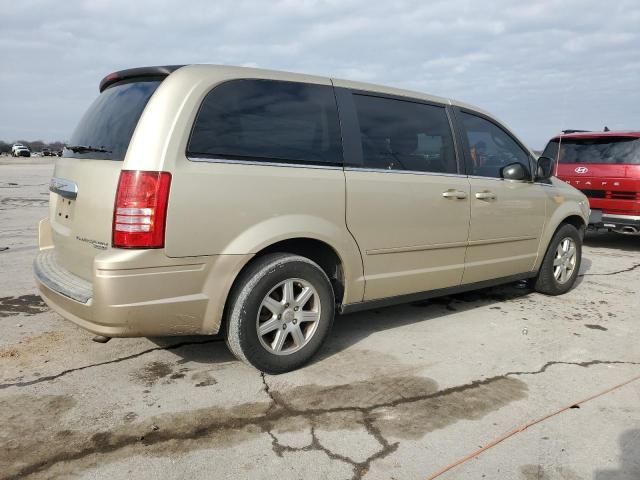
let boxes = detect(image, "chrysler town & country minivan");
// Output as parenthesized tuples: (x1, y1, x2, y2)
(34, 65, 589, 373)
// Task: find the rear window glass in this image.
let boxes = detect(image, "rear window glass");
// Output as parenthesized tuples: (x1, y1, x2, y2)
(188, 79, 342, 166)
(63, 79, 161, 161)
(543, 137, 640, 165)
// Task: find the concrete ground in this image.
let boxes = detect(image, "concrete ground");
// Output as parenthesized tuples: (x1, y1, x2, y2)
(1, 161, 638, 480)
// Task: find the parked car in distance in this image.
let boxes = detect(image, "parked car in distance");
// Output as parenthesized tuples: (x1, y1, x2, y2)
(11, 143, 27, 156)
(542, 130, 640, 234)
(42, 148, 52, 156)
(35, 65, 589, 373)
(13, 146, 31, 157)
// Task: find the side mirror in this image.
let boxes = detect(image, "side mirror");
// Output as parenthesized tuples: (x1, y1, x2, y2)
(536, 156, 555, 181)
(500, 162, 530, 181)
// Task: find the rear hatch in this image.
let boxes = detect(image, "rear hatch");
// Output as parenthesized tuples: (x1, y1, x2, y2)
(50, 72, 168, 281)
(544, 136, 640, 212)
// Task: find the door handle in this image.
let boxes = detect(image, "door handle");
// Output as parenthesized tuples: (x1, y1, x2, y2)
(442, 190, 468, 200)
(475, 191, 497, 200)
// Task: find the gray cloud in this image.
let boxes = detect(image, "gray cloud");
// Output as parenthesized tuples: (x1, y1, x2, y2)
(1, 0, 639, 148)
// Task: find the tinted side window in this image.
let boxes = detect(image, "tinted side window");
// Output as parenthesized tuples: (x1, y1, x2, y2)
(459, 112, 530, 178)
(188, 79, 342, 165)
(541, 140, 559, 161)
(351, 94, 458, 173)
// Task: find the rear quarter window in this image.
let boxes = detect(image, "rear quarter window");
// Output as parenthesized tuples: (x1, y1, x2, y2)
(187, 79, 342, 166)
(63, 79, 161, 161)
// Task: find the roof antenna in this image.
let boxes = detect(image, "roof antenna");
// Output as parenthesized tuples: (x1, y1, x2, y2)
(604, 126, 610, 132)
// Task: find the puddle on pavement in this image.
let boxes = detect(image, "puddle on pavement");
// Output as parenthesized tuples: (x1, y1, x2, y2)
(130, 361, 218, 388)
(0, 294, 48, 318)
(130, 361, 175, 387)
(1, 367, 527, 479)
(519, 464, 582, 480)
(0, 197, 49, 209)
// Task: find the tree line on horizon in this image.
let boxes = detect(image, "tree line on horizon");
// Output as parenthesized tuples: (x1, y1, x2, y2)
(0, 140, 65, 154)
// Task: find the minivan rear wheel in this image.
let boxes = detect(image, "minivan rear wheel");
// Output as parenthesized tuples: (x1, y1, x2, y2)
(225, 253, 335, 374)
(533, 223, 582, 295)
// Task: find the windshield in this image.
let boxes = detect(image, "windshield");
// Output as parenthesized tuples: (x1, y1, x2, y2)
(63, 79, 161, 161)
(542, 137, 640, 165)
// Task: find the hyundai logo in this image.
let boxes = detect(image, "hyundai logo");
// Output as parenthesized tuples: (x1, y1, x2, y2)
(575, 166, 589, 174)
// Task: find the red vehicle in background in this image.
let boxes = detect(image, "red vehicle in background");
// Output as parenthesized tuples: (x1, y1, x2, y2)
(542, 129, 640, 234)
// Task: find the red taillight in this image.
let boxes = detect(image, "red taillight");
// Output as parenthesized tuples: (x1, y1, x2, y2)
(112, 170, 171, 249)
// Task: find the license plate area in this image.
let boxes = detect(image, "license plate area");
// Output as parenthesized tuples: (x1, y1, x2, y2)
(55, 195, 75, 224)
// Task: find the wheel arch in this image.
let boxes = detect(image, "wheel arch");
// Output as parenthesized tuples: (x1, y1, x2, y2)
(534, 208, 587, 271)
(560, 214, 587, 237)
(215, 235, 364, 335)
(256, 237, 347, 305)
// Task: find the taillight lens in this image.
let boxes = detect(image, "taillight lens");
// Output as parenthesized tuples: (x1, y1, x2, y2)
(112, 170, 171, 248)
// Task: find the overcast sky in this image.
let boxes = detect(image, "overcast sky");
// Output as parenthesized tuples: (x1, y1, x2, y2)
(1, 0, 639, 149)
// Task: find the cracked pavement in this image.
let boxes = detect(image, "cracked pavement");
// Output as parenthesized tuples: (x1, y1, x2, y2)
(1, 161, 639, 479)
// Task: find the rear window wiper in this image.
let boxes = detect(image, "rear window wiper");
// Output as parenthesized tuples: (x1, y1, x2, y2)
(65, 144, 112, 153)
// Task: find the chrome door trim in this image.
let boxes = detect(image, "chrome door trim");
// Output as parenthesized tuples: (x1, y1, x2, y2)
(468, 175, 535, 183)
(49, 177, 78, 200)
(344, 167, 468, 179)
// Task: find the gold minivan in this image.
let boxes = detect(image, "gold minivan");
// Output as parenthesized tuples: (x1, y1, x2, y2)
(35, 65, 589, 373)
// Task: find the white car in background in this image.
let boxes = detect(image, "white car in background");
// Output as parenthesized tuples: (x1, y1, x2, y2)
(11, 143, 25, 154)
(11, 144, 31, 157)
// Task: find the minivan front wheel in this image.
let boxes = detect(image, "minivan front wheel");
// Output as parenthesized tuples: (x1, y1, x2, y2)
(226, 253, 335, 374)
(533, 223, 582, 295)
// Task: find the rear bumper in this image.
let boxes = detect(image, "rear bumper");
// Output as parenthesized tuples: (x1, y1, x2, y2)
(34, 221, 251, 337)
(589, 211, 640, 232)
(34, 250, 92, 303)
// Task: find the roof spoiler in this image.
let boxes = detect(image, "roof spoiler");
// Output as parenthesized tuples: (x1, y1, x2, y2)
(99, 65, 185, 92)
(561, 126, 611, 135)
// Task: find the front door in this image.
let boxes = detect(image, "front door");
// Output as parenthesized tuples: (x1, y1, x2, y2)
(336, 88, 471, 301)
(455, 109, 547, 284)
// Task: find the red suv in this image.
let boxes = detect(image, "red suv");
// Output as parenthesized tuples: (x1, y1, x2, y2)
(542, 130, 640, 234)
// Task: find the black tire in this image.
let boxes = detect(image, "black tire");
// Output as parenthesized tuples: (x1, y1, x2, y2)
(225, 253, 335, 374)
(534, 223, 582, 295)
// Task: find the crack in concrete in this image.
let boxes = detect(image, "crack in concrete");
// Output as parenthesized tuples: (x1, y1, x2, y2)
(5, 358, 637, 479)
(262, 373, 399, 480)
(502, 359, 640, 377)
(579, 262, 640, 277)
(0, 338, 223, 390)
(256, 358, 639, 480)
(267, 426, 367, 473)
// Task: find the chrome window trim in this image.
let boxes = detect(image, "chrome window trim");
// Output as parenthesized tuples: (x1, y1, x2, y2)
(187, 156, 343, 170)
(344, 167, 468, 179)
(188, 157, 469, 177)
(468, 175, 533, 183)
(468, 175, 557, 187)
